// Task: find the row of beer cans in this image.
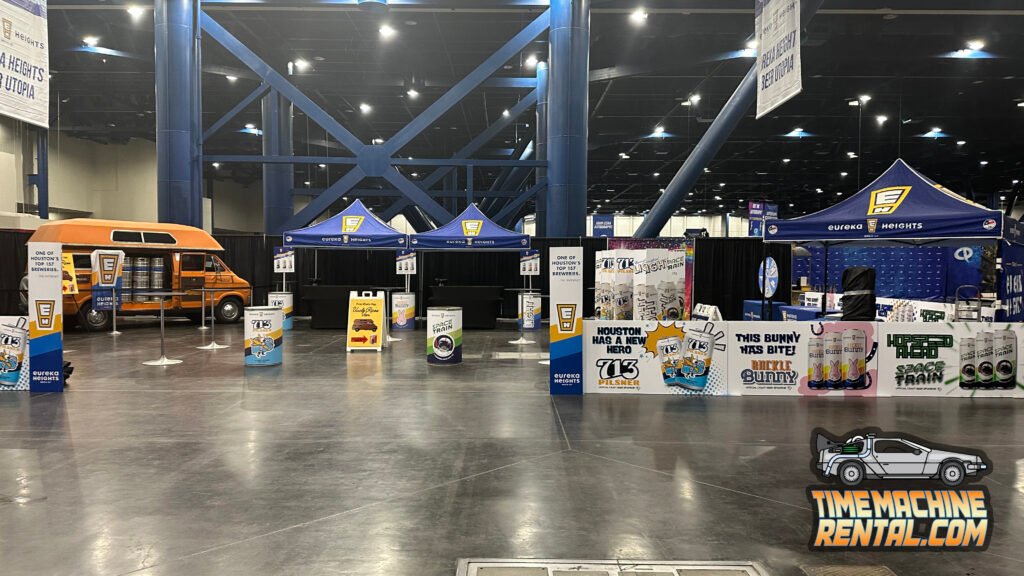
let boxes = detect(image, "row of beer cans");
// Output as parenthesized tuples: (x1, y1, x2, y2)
(807, 329, 869, 390)
(960, 331, 1016, 389)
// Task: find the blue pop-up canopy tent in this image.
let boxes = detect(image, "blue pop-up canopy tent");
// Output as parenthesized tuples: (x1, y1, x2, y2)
(283, 199, 408, 249)
(411, 204, 530, 250)
(763, 159, 1024, 244)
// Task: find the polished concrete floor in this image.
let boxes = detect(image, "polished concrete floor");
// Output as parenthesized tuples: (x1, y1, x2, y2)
(0, 319, 1022, 576)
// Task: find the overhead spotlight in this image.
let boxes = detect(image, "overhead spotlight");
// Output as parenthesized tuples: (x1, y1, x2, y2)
(126, 5, 145, 19)
(359, 103, 372, 114)
(840, 171, 849, 177)
(211, 162, 221, 169)
(525, 54, 538, 67)
(789, 203, 795, 207)
(406, 88, 419, 99)
(1013, 180, 1020, 185)
(653, 172, 660, 177)
(929, 126, 942, 133)
(292, 58, 311, 71)
(83, 36, 100, 47)
(957, 140, 967, 146)
(659, 188, 666, 193)
(372, 138, 384, 145)
(379, 24, 397, 40)
(1017, 102, 1024, 108)
(847, 151, 857, 158)
(979, 160, 989, 166)
(653, 125, 665, 135)
(848, 100, 860, 107)
(746, 39, 758, 50)
(718, 182, 726, 187)
(704, 167, 710, 173)
(411, 172, 419, 178)
(782, 158, 791, 163)
(815, 188, 823, 194)
(1000, 196, 1007, 201)
(303, 181, 311, 186)
(225, 75, 238, 82)
(688, 93, 702, 105)
(502, 109, 510, 117)
(714, 195, 722, 201)
(837, 191, 844, 196)
(875, 115, 888, 125)
(318, 163, 327, 168)
(629, 9, 648, 25)
(244, 123, 255, 129)
(967, 39, 986, 52)
(859, 94, 872, 104)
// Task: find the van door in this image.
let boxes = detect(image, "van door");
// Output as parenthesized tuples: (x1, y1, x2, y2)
(179, 252, 206, 310)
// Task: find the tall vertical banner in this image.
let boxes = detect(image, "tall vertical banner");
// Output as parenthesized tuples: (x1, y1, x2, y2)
(27, 242, 62, 392)
(755, 0, 802, 119)
(592, 214, 615, 237)
(998, 243, 1024, 322)
(549, 247, 583, 394)
(0, 0, 49, 127)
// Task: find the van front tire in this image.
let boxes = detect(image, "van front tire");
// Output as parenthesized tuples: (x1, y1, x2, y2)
(215, 297, 243, 323)
(80, 301, 112, 332)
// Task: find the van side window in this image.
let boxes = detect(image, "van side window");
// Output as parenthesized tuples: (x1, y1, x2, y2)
(72, 255, 92, 270)
(111, 230, 143, 243)
(205, 256, 223, 272)
(142, 232, 176, 244)
(181, 254, 204, 272)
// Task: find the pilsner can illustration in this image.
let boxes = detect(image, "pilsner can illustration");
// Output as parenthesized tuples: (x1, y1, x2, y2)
(613, 281, 633, 320)
(595, 281, 612, 320)
(658, 280, 680, 320)
(959, 337, 976, 389)
(993, 330, 1017, 389)
(823, 332, 844, 389)
(0, 317, 28, 384)
(677, 328, 715, 391)
(807, 336, 825, 389)
(675, 279, 687, 319)
(657, 336, 683, 386)
(841, 329, 867, 389)
(975, 331, 994, 387)
(244, 306, 284, 367)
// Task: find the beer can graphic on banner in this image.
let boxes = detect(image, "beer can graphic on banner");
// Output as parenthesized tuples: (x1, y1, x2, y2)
(807, 336, 825, 389)
(658, 281, 680, 320)
(841, 329, 868, 389)
(244, 306, 284, 366)
(677, 328, 715, 391)
(0, 317, 28, 384)
(657, 336, 683, 386)
(823, 332, 844, 389)
(993, 330, 1017, 389)
(959, 337, 976, 389)
(268, 292, 294, 330)
(613, 282, 633, 320)
(975, 331, 994, 387)
(675, 280, 687, 319)
(595, 281, 611, 320)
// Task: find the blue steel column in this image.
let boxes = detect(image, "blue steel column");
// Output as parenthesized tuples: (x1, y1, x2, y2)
(534, 61, 549, 236)
(262, 91, 293, 234)
(546, 0, 589, 237)
(36, 130, 48, 219)
(155, 0, 202, 227)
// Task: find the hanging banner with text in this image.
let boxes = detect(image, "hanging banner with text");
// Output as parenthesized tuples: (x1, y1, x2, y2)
(27, 242, 62, 392)
(755, 0, 802, 119)
(0, 0, 49, 127)
(273, 247, 295, 274)
(549, 247, 583, 395)
(592, 214, 615, 237)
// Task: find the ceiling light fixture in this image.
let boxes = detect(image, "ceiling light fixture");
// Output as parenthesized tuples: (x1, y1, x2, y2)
(372, 138, 384, 145)
(379, 24, 397, 40)
(126, 5, 145, 18)
(967, 39, 986, 52)
(957, 140, 967, 146)
(318, 163, 327, 168)
(859, 94, 872, 104)
(244, 123, 255, 130)
(689, 93, 701, 105)
(360, 103, 372, 114)
(654, 125, 665, 134)
(782, 158, 791, 163)
(875, 115, 888, 125)
(746, 39, 758, 50)
(840, 171, 848, 177)
(502, 109, 510, 117)
(211, 162, 221, 169)
(525, 54, 538, 67)
(83, 36, 100, 47)
(406, 88, 419, 99)
(225, 75, 238, 82)
(292, 58, 311, 71)
(629, 9, 648, 25)
(980, 160, 989, 166)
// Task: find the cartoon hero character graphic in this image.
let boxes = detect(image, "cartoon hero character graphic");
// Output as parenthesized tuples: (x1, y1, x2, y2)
(249, 335, 276, 358)
(812, 428, 990, 488)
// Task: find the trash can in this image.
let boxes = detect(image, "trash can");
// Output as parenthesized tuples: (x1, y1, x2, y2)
(268, 292, 294, 330)
(244, 306, 283, 366)
(427, 306, 462, 365)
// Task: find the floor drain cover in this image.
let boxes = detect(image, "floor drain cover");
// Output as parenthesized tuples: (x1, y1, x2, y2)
(801, 567, 897, 576)
(460, 559, 767, 576)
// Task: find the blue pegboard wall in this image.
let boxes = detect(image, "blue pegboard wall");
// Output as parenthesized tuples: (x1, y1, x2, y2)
(795, 245, 982, 301)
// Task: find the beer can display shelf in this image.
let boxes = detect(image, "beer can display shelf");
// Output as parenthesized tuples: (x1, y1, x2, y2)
(268, 292, 294, 330)
(244, 306, 284, 367)
(427, 307, 462, 365)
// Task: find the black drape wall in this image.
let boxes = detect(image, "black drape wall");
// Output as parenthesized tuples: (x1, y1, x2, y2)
(691, 238, 792, 320)
(0, 230, 33, 315)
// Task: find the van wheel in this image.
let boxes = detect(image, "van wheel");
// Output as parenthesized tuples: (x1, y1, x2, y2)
(80, 301, 111, 332)
(215, 297, 243, 323)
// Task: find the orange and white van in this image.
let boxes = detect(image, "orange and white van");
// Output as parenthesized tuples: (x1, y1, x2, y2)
(25, 219, 251, 331)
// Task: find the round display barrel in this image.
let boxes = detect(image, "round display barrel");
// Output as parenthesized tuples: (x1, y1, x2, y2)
(427, 307, 462, 365)
(244, 306, 284, 367)
(268, 292, 294, 330)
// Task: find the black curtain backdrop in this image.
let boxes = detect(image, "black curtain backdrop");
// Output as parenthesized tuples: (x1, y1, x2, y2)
(214, 235, 608, 319)
(691, 238, 792, 321)
(0, 230, 33, 315)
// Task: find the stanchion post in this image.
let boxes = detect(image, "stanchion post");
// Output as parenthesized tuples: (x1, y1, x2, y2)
(110, 285, 121, 336)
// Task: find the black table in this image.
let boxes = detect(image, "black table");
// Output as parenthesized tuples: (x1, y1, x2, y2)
(427, 285, 503, 329)
(302, 285, 365, 329)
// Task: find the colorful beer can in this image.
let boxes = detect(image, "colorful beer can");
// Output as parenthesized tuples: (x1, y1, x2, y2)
(824, 332, 844, 389)
(0, 318, 28, 384)
(807, 336, 825, 389)
(657, 336, 683, 386)
(677, 328, 715, 391)
(975, 331, 994, 387)
(959, 337, 976, 389)
(993, 330, 1016, 389)
(841, 329, 867, 389)
(268, 292, 294, 330)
